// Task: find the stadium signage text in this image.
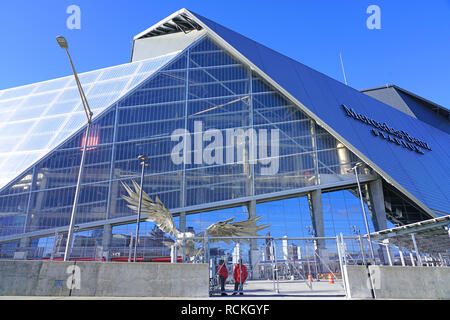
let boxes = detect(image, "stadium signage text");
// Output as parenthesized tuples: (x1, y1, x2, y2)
(342, 104, 431, 155)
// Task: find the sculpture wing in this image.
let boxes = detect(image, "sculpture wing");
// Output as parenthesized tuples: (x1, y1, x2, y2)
(121, 180, 179, 237)
(203, 216, 270, 244)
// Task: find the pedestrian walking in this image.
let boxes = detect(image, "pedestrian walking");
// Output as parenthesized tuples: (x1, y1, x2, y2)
(217, 259, 228, 296)
(232, 259, 248, 295)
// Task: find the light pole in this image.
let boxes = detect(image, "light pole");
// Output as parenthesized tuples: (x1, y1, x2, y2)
(57, 36, 94, 262)
(133, 155, 149, 262)
(347, 162, 375, 263)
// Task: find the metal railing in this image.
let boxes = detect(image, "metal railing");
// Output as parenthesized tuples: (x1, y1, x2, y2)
(1, 233, 448, 268)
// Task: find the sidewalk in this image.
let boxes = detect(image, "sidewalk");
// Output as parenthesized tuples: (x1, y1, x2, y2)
(0, 279, 347, 300)
(210, 279, 346, 299)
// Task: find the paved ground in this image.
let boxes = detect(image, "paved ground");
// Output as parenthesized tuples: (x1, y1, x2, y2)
(210, 279, 346, 300)
(0, 279, 347, 300)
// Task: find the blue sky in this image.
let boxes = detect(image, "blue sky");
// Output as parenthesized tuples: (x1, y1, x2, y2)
(1, 0, 450, 108)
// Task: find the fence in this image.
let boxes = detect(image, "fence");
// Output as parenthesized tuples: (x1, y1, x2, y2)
(1, 231, 448, 268)
(193, 234, 449, 296)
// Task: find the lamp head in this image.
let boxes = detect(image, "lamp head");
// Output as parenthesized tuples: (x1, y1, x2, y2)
(347, 161, 364, 173)
(56, 36, 68, 49)
(137, 155, 148, 162)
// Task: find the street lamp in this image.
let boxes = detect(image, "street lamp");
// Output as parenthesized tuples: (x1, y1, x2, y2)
(133, 155, 149, 262)
(347, 162, 375, 263)
(57, 36, 94, 261)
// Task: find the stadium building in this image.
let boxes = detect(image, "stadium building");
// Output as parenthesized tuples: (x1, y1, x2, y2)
(0, 9, 448, 266)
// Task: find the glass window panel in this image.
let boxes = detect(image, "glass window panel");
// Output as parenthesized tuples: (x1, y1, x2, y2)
(255, 153, 317, 195)
(136, 51, 181, 74)
(88, 78, 130, 97)
(15, 133, 56, 152)
(113, 137, 180, 177)
(0, 85, 36, 100)
(45, 101, 80, 116)
(251, 74, 274, 93)
(253, 103, 309, 125)
(190, 51, 236, 68)
(316, 132, 339, 150)
(140, 71, 186, 89)
(26, 186, 75, 232)
(99, 63, 140, 81)
(32, 115, 68, 134)
(185, 206, 248, 238)
(87, 95, 119, 112)
(110, 174, 181, 219)
(190, 38, 222, 53)
(34, 77, 72, 93)
(189, 80, 249, 99)
(119, 86, 186, 107)
(34, 144, 113, 191)
(0, 170, 32, 196)
(9, 105, 47, 121)
(187, 97, 251, 130)
(0, 119, 35, 137)
(322, 189, 376, 237)
(185, 163, 248, 206)
(53, 85, 91, 103)
(78, 70, 102, 85)
(47, 110, 115, 152)
(123, 73, 152, 93)
(0, 193, 28, 236)
(35, 150, 81, 190)
(117, 119, 184, 143)
(163, 52, 187, 71)
(118, 102, 185, 125)
(22, 91, 58, 107)
(109, 219, 179, 259)
(0, 97, 25, 111)
(0, 137, 20, 153)
(256, 196, 311, 238)
(74, 183, 109, 224)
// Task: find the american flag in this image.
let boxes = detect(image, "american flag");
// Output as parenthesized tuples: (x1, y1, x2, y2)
(80, 124, 100, 151)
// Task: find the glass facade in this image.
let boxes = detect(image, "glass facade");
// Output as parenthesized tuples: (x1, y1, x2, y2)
(256, 197, 312, 238)
(322, 189, 376, 237)
(382, 182, 432, 225)
(0, 36, 382, 251)
(0, 53, 179, 191)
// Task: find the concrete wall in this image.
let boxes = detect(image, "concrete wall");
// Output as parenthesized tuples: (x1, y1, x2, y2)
(343, 265, 373, 299)
(344, 265, 450, 299)
(0, 260, 209, 297)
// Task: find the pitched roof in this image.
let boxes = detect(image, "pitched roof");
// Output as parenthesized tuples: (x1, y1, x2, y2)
(179, 9, 450, 216)
(362, 85, 450, 134)
(0, 52, 180, 189)
(362, 84, 450, 119)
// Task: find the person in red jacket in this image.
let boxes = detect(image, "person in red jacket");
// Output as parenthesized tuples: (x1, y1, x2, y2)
(232, 259, 248, 295)
(217, 260, 228, 296)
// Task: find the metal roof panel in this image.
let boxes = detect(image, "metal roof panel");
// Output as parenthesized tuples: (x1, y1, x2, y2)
(187, 10, 450, 215)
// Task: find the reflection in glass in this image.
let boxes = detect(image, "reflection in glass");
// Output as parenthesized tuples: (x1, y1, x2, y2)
(0, 36, 371, 240)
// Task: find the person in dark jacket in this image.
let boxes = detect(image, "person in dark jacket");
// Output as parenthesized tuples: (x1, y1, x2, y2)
(217, 260, 228, 296)
(232, 259, 248, 295)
